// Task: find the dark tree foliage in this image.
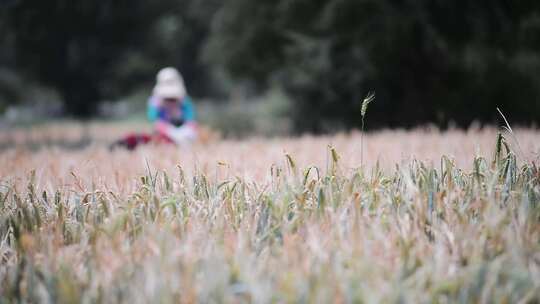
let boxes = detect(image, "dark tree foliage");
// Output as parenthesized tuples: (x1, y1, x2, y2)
(150, 0, 223, 97)
(3, 0, 540, 129)
(206, 0, 540, 132)
(5, 1, 160, 116)
(3, 0, 220, 117)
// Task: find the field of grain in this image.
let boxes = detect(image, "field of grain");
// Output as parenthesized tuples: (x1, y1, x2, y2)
(1, 124, 539, 303)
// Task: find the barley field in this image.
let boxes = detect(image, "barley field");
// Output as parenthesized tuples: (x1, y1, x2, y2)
(1, 124, 540, 303)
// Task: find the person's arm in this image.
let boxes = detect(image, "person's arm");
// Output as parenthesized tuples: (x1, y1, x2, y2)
(181, 96, 196, 125)
(147, 96, 161, 122)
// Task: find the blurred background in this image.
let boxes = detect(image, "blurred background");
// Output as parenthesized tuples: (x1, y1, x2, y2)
(1, 0, 540, 137)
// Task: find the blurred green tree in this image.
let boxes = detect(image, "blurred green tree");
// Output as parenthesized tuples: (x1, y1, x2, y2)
(4, 1, 169, 116)
(0, 3, 20, 112)
(3, 0, 221, 117)
(205, 0, 540, 132)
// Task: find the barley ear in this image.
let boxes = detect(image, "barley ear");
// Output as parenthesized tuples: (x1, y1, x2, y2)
(361, 91, 376, 118)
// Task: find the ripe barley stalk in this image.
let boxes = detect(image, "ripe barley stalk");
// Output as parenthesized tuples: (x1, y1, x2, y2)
(360, 91, 375, 168)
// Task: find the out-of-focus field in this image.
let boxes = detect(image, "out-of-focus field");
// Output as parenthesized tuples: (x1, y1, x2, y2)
(1, 123, 539, 302)
(2, 123, 540, 189)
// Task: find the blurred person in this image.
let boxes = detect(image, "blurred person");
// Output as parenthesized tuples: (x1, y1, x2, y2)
(148, 67, 198, 144)
(111, 67, 198, 150)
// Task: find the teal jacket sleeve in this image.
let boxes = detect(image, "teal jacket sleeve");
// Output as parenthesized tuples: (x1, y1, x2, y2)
(147, 97, 160, 122)
(182, 96, 196, 122)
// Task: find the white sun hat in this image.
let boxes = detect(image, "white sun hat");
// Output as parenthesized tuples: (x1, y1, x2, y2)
(153, 67, 186, 99)
(156, 67, 184, 84)
(153, 81, 186, 99)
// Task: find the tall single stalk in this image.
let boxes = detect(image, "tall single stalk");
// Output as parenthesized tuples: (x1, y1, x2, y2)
(360, 92, 375, 168)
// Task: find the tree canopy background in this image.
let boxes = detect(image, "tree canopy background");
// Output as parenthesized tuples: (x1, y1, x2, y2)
(2, 0, 540, 132)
